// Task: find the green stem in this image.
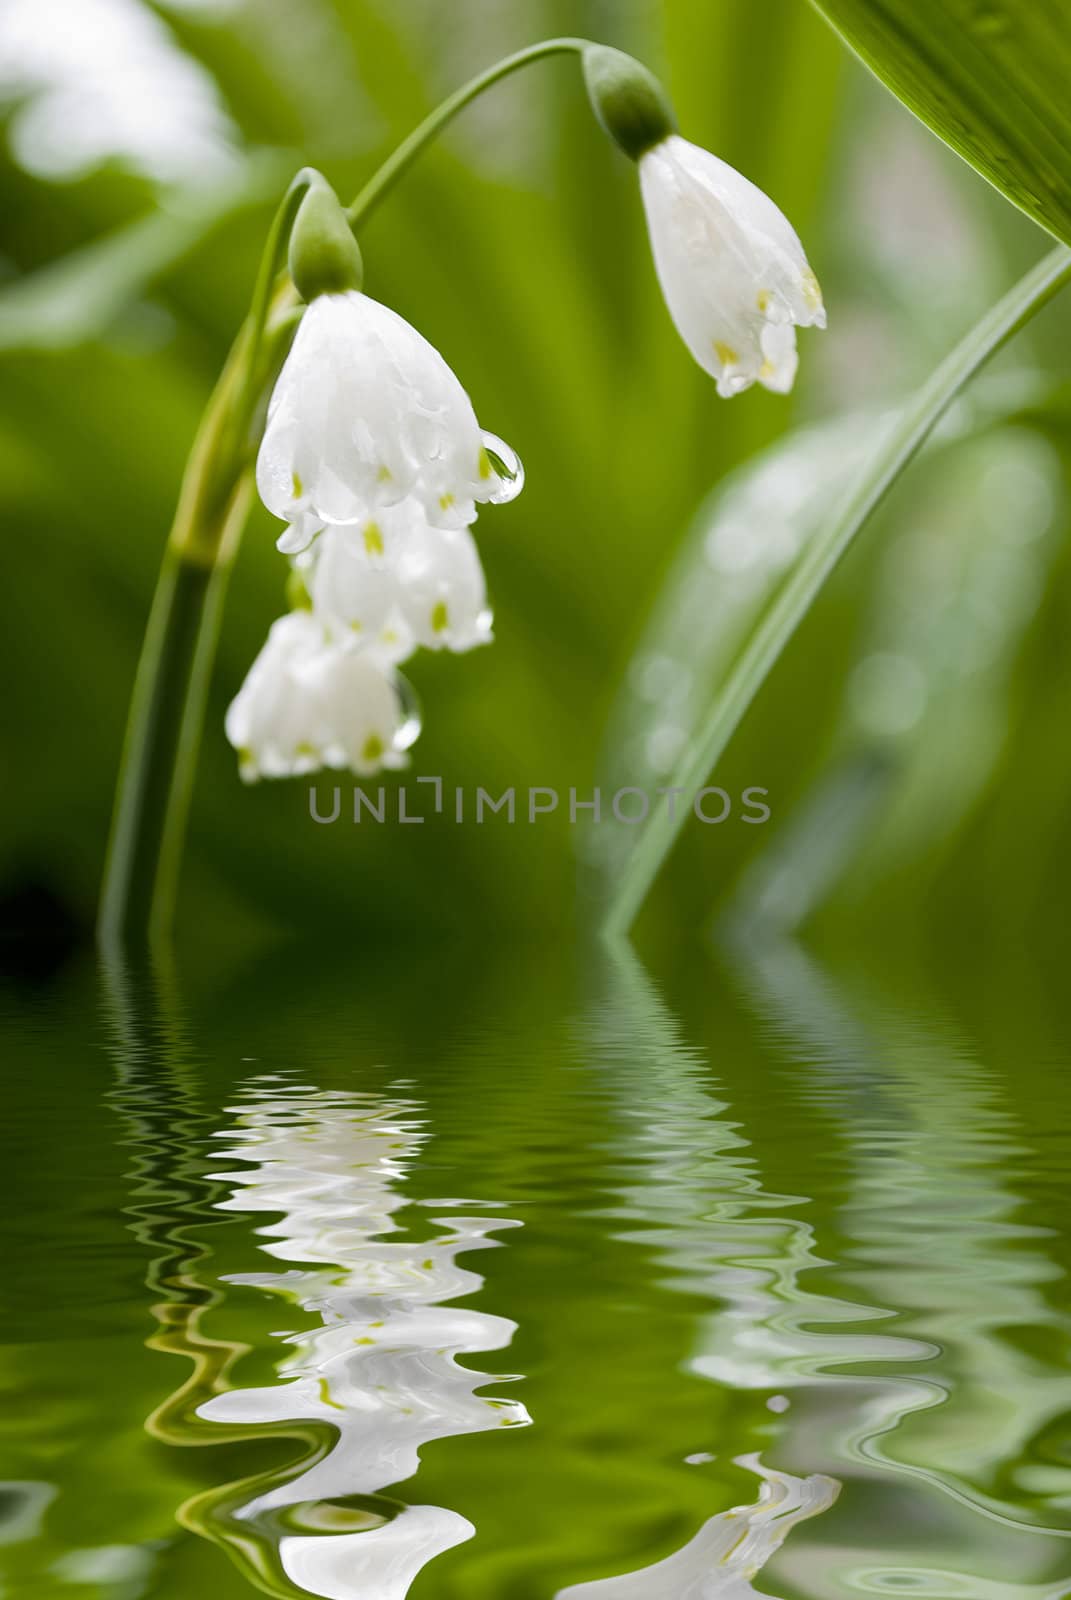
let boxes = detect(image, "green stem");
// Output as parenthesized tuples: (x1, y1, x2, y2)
(150, 484, 253, 941)
(99, 38, 592, 950)
(98, 485, 251, 951)
(230, 168, 318, 449)
(346, 38, 589, 226)
(99, 550, 214, 950)
(602, 243, 1071, 942)
(100, 156, 315, 952)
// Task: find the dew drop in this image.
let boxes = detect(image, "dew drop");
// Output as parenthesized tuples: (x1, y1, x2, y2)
(394, 674, 423, 752)
(480, 431, 525, 505)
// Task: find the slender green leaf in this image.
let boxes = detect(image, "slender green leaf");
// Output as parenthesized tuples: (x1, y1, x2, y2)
(723, 425, 1063, 938)
(599, 245, 1071, 938)
(809, 0, 1071, 245)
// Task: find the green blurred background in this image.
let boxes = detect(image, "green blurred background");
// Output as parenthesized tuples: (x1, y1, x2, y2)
(3, 0, 1070, 963)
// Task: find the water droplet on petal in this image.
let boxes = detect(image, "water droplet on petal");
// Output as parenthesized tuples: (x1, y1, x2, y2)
(394, 673, 423, 751)
(479, 431, 525, 504)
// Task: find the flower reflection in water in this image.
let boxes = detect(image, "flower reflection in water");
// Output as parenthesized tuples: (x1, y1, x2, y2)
(726, 934, 1071, 1592)
(156, 1060, 839, 1600)
(557, 1454, 837, 1598)
(185, 1079, 528, 1599)
(97, 942, 1071, 1599)
(573, 945, 840, 1596)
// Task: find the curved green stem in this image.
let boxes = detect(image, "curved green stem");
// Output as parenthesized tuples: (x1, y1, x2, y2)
(230, 168, 319, 449)
(99, 38, 593, 950)
(98, 481, 251, 950)
(601, 243, 1071, 942)
(346, 38, 590, 226)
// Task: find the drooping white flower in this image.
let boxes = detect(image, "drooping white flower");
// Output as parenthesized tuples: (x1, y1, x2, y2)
(307, 503, 493, 659)
(392, 522, 492, 653)
(224, 610, 418, 782)
(294, 513, 416, 666)
(638, 134, 825, 398)
(256, 290, 522, 554)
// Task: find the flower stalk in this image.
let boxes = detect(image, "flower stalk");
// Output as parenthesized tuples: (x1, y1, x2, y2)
(99, 40, 594, 949)
(97, 31, 846, 949)
(98, 362, 253, 950)
(97, 172, 306, 949)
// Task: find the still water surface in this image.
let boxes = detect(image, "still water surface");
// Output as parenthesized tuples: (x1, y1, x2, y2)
(3, 936, 1071, 1598)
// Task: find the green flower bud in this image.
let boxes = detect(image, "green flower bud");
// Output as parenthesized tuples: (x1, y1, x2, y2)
(582, 45, 677, 162)
(288, 177, 363, 303)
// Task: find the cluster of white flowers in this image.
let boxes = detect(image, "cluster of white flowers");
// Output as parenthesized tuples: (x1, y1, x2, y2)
(226, 290, 523, 781)
(226, 81, 825, 787)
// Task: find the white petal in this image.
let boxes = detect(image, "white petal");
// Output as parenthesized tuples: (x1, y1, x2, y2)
(758, 320, 798, 394)
(308, 519, 415, 664)
(638, 133, 824, 396)
(395, 524, 492, 652)
(255, 291, 522, 543)
(276, 508, 324, 556)
(224, 612, 321, 781)
(307, 500, 492, 657)
(225, 611, 417, 780)
(301, 646, 418, 775)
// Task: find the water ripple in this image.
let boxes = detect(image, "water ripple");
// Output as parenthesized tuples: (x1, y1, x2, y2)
(186, 1079, 528, 1597)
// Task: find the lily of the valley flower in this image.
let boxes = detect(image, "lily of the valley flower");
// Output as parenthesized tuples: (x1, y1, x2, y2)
(638, 134, 825, 397)
(224, 611, 418, 783)
(308, 509, 493, 659)
(256, 290, 522, 555)
(580, 46, 824, 397)
(228, 172, 522, 782)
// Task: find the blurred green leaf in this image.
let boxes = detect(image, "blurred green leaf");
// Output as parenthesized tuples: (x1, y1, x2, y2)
(0, 155, 287, 351)
(722, 425, 1063, 938)
(598, 246, 1071, 937)
(809, 0, 1071, 245)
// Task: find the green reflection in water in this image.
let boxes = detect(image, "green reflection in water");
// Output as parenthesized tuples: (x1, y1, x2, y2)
(1, 936, 1071, 1598)
(722, 934, 1071, 1595)
(103, 957, 337, 1600)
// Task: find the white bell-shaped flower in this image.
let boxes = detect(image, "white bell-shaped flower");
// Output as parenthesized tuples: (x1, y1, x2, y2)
(297, 510, 415, 666)
(309, 504, 492, 658)
(393, 522, 492, 653)
(638, 134, 825, 397)
(256, 291, 521, 554)
(224, 610, 418, 781)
